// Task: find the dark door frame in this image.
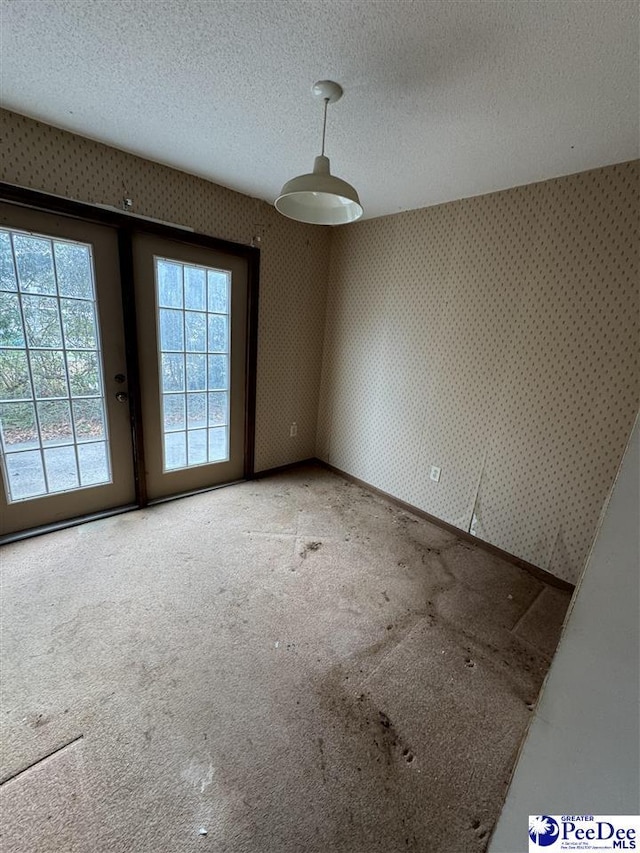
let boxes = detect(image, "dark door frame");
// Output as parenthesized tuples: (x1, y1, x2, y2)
(0, 181, 260, 518)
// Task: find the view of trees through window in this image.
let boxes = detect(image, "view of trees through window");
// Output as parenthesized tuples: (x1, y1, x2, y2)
(0, 229, 110, 501)
(155, 258, 230, 471)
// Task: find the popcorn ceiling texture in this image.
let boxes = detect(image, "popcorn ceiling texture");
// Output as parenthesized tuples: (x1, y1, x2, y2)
(318, 161, 639, 583)
(0, 109, 331, 472)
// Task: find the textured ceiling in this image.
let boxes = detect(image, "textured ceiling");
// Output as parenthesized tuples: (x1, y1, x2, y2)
(1, 0, 638, 220)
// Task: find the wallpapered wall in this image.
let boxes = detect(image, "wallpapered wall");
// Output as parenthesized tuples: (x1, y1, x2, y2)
(318, 161, 639, 583)
(0, 109, 331, 472)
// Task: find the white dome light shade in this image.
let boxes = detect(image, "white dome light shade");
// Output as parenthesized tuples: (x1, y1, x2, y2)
(275, 155, 363, 225)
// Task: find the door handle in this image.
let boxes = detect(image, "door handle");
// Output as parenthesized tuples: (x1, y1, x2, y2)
(115, 392, 128, 403)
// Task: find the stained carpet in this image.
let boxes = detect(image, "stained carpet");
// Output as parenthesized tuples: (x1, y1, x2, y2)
(0, 464, 571, 852)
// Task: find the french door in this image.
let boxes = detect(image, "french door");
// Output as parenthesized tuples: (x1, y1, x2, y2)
(0, 204, 136, 535)
(0, 203, 251, 537)
(132, 233, 248, 501)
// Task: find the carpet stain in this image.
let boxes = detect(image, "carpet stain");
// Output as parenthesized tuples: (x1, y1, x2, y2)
(182, 756, 215, 794)
(300, 541, 322, 559)
(310, 546, 557, 852)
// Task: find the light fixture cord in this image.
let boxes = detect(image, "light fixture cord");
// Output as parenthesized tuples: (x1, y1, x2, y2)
(321, 97, 329, 156)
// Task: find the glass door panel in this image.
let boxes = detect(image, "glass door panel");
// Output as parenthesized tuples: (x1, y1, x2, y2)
(155, 258, 230, 471)
(133, 233, 247, 501)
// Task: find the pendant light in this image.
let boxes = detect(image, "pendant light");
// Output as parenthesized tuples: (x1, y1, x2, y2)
(275, 80, 363, 226)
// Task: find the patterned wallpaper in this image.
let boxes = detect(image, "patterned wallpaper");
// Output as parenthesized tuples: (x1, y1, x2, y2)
(318, 161, 639, 583)
(0, 109, 331, 472)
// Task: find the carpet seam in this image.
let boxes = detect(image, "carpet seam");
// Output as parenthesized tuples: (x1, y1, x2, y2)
(0, 734, 84, 786)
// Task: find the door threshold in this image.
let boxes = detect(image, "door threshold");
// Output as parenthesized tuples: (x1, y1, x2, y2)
(146, 478, 245, 507)
(0, 504, 139, 546)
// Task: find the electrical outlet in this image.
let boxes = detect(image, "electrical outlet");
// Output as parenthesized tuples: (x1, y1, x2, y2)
(290, 422, 297, 437)
(430, 465, 441, 483)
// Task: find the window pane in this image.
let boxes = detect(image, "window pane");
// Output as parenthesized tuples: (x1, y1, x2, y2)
(72, 399, 106, 442)
(163, 395, 185, 432)
(5, 450, 47, 500)
(184, 267, 205, 310)
(159, 308, 184, 351)
(208, 355, 228, 390)
(0, 350, 31, 400)
(38, 400, 73, 446)
(77, 442, 110, 486)
(207, 270, 229, 313)
(208, 314, 228, 352)
(0, 402, 38, 450)
(157, 261, 183, 308)
(185, 312, 206, 352)
(207, 392, 227, 426)
(22, 295, 63, 348)
(164, 431, 186, 470)
(186, 354, 206, 391)
(44, 445, 79, 492)
(0, 231, 18, 291)
(0, 228, 112, 503)
(187, 429, 207, 465)
(31, 350, 68, 399)
(161, 353, 185, 392)
(67, 351, 100, 396)
(0, 293, 25, 346)
(54, 242, 93, 299)
(208, 427, 228, 462)
(60, 299, 98, 349)
(14, 235, 56, 294)
(187, 393, 206, 428)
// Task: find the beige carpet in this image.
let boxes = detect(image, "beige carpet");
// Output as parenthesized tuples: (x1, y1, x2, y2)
(0, 464, 570, 853)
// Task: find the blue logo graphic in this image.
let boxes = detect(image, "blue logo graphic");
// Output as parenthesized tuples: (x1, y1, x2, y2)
(529, 816, 560, 847)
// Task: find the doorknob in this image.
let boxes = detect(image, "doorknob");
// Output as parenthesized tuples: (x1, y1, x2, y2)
(115, 392, 128, 403)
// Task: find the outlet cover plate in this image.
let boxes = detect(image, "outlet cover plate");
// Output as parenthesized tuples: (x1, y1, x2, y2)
(430, 466, 441, 483)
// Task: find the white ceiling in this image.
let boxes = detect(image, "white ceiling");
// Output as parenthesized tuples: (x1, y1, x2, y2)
(1, 0, 638, 220)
